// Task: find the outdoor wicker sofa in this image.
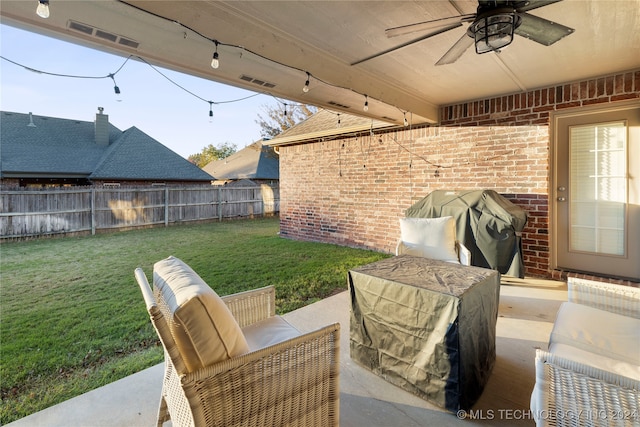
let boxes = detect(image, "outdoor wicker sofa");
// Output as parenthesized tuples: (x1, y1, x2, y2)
(531, 278, 640, 427)
(134, 256, 340, 427)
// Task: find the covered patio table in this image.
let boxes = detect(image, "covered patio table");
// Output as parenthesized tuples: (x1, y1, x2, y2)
(349, 255, 500, 411)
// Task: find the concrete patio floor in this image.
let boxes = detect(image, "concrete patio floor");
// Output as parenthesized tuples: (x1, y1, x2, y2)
(8, 276, 567, 427)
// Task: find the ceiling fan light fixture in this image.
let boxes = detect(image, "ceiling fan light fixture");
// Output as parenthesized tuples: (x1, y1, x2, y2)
(469, 7, 522, 54)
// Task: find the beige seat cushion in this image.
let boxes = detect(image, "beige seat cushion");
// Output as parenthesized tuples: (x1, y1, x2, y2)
(243, 316, 301, 351)
(398, 216, 459, 263)
(550, 302, 640, 366)
(153, 256, 249, 372)
(549, 342, 640, 381)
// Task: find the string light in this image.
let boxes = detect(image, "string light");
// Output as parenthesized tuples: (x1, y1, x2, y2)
(209, 101, 213, 117)
(283, 103, 288, 117)
(303, 72, 310, 93)
(118, 1, 413, 125)
(109, 73, 120, 95)
(36, 0, 50, 18)
(337, 113, 341, 127)
(8, 0, 420, 127)
(403, 112, 408, 126)
(210, 41, 219, 69)
(1, 54, 263, 114)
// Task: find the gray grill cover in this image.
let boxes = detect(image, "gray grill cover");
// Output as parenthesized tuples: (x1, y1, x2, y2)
(406, 190, 527, 278)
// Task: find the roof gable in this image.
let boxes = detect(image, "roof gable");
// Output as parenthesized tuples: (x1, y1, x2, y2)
(269, 109, 393, 146)
(0, 111, 120, 176)
(91, 127, 213, 181)
(1, 111, 213, 182)
(202, 141, 279, 180)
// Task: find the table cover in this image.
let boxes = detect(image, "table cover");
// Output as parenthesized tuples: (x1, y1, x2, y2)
(349, 255, 500, 411)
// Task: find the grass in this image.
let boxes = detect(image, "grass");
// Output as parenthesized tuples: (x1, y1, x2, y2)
(0, 217, 390, 424)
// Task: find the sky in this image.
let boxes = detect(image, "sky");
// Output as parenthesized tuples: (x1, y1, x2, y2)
(0, 24, 281, 158)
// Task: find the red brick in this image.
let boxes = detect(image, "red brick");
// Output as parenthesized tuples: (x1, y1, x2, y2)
(597, 77, 606, 97)
(571, 83, 580, 101)
(588, 79, 597, 98)
(605, 76, 614, 95)
(624, 72, 634, 92)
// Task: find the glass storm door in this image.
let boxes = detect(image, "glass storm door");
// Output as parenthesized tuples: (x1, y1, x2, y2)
(554, 104, 639, 280)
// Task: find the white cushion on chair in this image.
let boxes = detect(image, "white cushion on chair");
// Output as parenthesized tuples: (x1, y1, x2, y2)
(243, 316, 301, 351)
(550, 302, 640, 366)
(398, 217, 459, 263)
(549, 342, 640, 381)
(153, 256, 249, 372)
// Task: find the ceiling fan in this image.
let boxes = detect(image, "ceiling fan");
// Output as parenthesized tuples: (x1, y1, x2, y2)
(351, 0, 574, 66)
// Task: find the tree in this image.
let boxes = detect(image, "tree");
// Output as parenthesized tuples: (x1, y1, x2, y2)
(188, 142, 237, 168)
(255, 103, 317, 139)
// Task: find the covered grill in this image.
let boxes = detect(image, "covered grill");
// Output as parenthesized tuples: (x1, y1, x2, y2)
(405, 190, 528, 278)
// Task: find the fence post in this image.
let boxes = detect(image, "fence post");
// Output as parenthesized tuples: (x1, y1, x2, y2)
(91, 187, 96, 235)
(165, 187, 169, 227)
(260, 187, 265, 217)
(218, 186, 222, 221)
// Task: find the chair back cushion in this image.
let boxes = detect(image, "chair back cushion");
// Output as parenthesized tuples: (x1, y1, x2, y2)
(153, 256, 249, 372)
(399, 216, 459, 263)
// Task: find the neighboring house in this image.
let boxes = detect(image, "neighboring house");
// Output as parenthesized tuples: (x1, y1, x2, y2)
(0, 109, 214, 188)
(203, 141, 279, 187)
(267, 73, 640, 285)
(272, 109, 393, 145)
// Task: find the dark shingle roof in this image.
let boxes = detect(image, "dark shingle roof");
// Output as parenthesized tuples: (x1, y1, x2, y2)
(1, 111, 213, 182)
(0, 111, 119, 176)
(202, 141, 279, 180)
(91, 127, 213, 181)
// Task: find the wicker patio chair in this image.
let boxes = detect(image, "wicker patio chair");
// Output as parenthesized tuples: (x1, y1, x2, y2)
(134, 256, 340, 427)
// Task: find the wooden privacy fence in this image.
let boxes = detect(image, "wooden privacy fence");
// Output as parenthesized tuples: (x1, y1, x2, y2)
(0, 185, 279, 239)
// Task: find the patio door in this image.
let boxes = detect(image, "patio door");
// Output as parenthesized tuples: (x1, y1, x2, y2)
(552, 102, 640, 281)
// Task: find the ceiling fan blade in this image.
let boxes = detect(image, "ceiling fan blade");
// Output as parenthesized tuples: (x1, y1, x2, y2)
(386, 14, 475, 38)
(514, 0, 564, 13)
(516, 12, 574, 46)
(435, 33, 474, 66)
(352, 23, 462, 66)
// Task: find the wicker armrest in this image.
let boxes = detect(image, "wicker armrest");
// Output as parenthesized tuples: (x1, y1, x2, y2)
(533, 350, 640, 427)
(181, 322, 341, 427)
(568, 277, 640, 319)
(221, 285, 276, 327)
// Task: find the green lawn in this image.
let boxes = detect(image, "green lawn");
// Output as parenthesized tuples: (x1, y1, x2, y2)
(0, 217, 389, 424)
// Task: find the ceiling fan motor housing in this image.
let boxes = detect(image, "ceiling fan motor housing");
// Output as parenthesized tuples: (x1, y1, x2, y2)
(468, 5, 523, 54)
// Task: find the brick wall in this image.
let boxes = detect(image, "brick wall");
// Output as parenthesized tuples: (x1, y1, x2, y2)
(278, 69, 640, 280)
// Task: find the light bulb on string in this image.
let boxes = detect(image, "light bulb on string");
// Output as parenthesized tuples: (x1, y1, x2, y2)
(209, 102, 213, 117)
(337, 113, 341, 127)
(211, 41, 219, 69)
(403, 112, 408, 127)
(109, 74, 120, 95)
(283, 103, 288, 117)
(303, 72, 310, 93)
(36, 0, 49, 18)
(363, 95, 369, 112)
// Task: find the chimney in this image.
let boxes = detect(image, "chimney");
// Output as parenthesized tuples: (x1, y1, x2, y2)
(95, 107, 110, 146)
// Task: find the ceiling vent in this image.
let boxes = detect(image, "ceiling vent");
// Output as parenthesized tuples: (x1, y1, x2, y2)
(67, 20, 139, 49)
(327, 101, 350, 109)
(239, 74, 276, 88)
